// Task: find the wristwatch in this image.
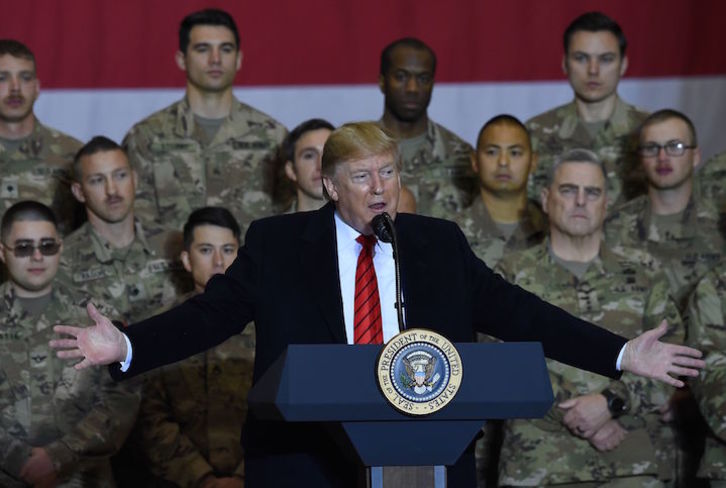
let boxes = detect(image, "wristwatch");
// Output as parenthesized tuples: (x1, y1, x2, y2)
(601, 388, 629, 418)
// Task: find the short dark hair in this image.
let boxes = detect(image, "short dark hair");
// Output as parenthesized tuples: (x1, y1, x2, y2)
(639, 109, 698, 146)
(563, 12, 627, 57)
(72, 136, 125, 181)
(179, 8, 240, 53)
(476, 114, 530, 150)
(1, 201, 57, 241)
(282, 118, 335, 164)
(0, 39, 35, 66)
(182, 206, 241, 250)
(380, 37, 437, 77)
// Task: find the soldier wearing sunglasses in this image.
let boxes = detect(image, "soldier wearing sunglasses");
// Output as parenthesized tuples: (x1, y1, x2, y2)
(605, 109, 725, 312)
(0, 201, 140, 487)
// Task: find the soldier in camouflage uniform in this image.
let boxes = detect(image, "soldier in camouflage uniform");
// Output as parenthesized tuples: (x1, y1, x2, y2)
(138, 207, 253, 488)
(0, 201, 140, 487)
(275, 118, 334, 214)
(0, 39, 82, 236)
(377, 37, 475, 217)
(687, 262, 726, 487)
(448, 115, 546, 487)
(123, 9, 287, 233)
(496, 150, 682, 487)
(61, 137, 184, 324)
(453, 115, 546, 268)
(526, 12, 648, 210)
(604, 109, 723, 313)
(696, 149, 726, 211)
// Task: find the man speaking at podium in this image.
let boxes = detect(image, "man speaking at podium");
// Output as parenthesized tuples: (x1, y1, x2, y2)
(51, 122, 704, 487)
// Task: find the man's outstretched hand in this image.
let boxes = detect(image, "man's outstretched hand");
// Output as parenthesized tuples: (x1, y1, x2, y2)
(50, 302, 127, 369)
(622, 320, 705, 388)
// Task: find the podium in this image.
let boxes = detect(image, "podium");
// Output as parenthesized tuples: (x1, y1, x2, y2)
(248, 341, 553, 487)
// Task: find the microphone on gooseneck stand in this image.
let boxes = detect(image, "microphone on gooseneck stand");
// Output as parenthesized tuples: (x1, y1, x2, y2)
(371, 213, 405, 333)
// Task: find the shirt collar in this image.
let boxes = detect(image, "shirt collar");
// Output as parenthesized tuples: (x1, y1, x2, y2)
(333, 210, 392, 258)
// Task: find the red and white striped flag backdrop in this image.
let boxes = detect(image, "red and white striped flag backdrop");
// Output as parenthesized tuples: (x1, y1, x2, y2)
(5, 0, 726, 159)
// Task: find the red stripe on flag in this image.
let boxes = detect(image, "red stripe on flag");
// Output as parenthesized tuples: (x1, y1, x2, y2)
(5, 0, 726, 88)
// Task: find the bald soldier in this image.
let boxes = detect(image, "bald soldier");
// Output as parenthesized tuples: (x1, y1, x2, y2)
(124, 8, 286, 233)
(0, 39, 82, 235)
(496, 149, 683, 487)
(0, 201, 139, 487)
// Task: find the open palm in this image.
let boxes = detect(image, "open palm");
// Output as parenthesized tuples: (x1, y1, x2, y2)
(50, 303, 127, 369)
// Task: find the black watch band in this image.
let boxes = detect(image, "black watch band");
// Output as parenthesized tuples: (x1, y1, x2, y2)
(602, 388, 628, 418)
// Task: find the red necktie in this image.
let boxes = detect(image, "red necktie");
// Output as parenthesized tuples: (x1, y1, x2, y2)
(354, 235, 383, 344)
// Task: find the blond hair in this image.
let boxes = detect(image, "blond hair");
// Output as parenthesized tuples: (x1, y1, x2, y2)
(321, 122, 399, 178)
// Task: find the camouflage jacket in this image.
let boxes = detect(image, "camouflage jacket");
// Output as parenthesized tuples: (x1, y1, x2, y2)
(687, 264, 726, 481)
(697, 150, 726, 210)
(123, 97, 287, 233)
(0, 282, 140, 486)
(526, 96, 648, 210)
(60, 219, 185, 323)
(0, 118, 82, 235)
(382, 118, 475, 218)
(604, 194, 725, 312)
(453, 197, 546, 268)
(495, 241, 682, 485)
(138, 292, 255, 487)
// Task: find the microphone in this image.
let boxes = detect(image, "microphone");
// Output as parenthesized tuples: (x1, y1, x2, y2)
(371, 213, 405, 332)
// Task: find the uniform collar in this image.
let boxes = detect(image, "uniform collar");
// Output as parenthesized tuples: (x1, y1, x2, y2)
(86, 219, 153, 264)
(173, 96, 244, 139)
(558, 95, 630, 140)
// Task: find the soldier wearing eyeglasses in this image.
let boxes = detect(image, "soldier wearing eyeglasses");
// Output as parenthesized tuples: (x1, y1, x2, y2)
(605, 109, 724, 312)
(0, 200, 140, 487)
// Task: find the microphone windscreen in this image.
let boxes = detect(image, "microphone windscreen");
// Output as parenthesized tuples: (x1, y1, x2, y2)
(372, 214, 394, 243)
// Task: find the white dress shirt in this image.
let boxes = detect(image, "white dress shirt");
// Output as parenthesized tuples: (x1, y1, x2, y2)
(334, 211, 404, 344)
(120, 212, 626, 370)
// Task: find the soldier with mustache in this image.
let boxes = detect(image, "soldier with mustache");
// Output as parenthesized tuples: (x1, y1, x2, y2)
(60, 136, 185, 324)
(0, 39, 83, 236)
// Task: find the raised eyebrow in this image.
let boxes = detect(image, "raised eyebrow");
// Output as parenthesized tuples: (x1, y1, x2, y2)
(558, 183, 579, 190)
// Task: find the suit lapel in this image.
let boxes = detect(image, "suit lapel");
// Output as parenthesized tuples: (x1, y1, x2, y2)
(395, 215, 433, 329)
(299, 203, 348, 344)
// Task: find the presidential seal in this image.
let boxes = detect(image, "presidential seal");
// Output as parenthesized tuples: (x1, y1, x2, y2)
(376, 329, 463, 416)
